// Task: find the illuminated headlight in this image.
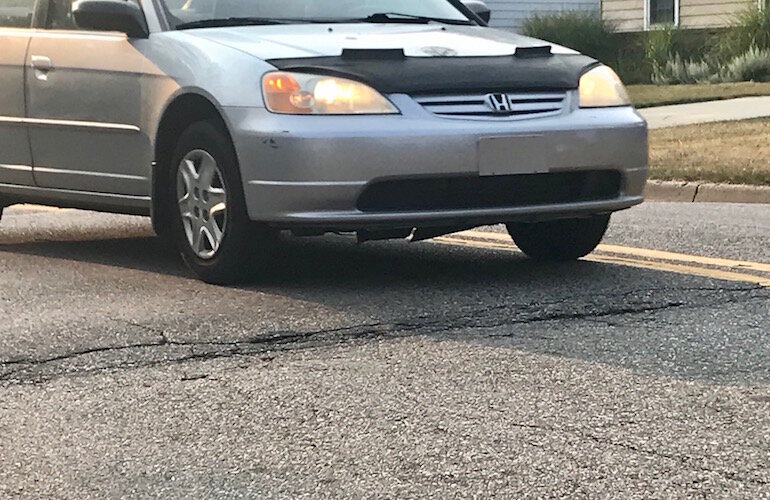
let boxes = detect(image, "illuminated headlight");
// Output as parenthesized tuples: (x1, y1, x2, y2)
(262, 71, 399, 115)
(578, 65, 631, 108)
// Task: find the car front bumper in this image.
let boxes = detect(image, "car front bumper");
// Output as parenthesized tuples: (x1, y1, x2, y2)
(224, 93, 648, 231)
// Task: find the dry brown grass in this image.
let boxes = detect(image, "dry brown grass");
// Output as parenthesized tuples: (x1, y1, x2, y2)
(628, 82, 770, 108)
(650, 119, 770, 185)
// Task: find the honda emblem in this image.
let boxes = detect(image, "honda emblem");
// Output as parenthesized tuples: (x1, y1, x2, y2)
(486, 93, 512, 113)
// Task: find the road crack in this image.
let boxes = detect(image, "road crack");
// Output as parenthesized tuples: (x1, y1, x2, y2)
(1, 287, 767, 385)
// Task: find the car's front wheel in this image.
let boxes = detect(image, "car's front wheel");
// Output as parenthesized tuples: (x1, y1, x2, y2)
(506, 215, 610, 261)
(168, 120, 271, 285)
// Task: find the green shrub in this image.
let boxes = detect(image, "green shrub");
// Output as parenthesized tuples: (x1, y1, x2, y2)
(650, 46, 770, 85)
(687, 60, 717, 83)
(644, 26, 721, 76)
(716, 7, 770, 61)
(722, 46, 770, 82)
(521, 11, 618, 65)
(521, 12, 728, 85)
(645, 25, 678, 69)
(652, 54, 717, 84)
(609, 32, 654, 84)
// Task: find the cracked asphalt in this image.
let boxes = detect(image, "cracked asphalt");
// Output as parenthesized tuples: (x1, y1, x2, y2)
(1, 202, 769, 498)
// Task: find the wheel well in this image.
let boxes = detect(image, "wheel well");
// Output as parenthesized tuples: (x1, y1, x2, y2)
(152, 94, 233, 236)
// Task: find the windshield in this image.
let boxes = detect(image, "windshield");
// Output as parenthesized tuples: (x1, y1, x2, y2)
(163, 0, 471, 28)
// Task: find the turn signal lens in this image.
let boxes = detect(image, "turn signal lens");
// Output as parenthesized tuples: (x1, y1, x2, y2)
(263, 73, 308, 113)
(579, 65, 631, 108)
(262, 71, 399, 115)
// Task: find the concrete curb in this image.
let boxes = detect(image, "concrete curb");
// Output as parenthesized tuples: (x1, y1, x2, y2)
(645, 180, 770, 204)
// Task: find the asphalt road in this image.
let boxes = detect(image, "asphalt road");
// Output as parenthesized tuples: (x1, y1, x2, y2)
(1, 202, 769, 499)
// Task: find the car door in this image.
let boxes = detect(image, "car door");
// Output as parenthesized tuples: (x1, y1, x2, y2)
(25, 0, 152, 196)
(0, 0, 36, 186)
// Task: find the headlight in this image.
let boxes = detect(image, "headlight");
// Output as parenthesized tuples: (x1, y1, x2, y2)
(262, 71, 399, 115)
(578, 65, 631, 108)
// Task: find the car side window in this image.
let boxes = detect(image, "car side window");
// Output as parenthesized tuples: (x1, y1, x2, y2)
(45, 0, 76, 29)
(0, 0, 38, 28)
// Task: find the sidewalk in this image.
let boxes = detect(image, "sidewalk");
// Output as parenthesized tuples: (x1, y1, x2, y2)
(639, 96, 770, 129)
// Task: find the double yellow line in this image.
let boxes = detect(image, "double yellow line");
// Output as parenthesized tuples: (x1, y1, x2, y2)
(436, 230, 770, 288)
(8, 205, 770, 287)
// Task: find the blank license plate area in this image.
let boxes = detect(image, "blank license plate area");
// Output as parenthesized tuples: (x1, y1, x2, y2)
(478, 135, 551, 176)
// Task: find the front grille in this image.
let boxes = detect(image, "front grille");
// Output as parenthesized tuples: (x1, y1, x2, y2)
(356, 171, 621, 212)
(414, 91, 568, 119)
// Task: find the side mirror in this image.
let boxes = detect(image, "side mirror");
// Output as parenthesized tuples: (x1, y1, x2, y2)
(461, 0, 491, 23)
(72, 0, 149, 39)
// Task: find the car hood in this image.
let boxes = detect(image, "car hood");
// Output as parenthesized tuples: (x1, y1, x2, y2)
(184, 24, 577, 60)
(183, 24, 596, 94)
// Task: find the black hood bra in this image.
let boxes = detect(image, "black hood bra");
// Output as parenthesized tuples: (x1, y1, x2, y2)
(267, 48, 599, 94)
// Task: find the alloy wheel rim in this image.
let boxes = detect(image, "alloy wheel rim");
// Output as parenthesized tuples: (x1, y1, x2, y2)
(176, 149, 227, 260)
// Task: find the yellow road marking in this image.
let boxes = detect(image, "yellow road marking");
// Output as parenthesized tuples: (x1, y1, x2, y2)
(586, 254, 770, 288)
(454, 229, 770, 274)
(597, 244, 770, 275)
(436, 230, 770, 288)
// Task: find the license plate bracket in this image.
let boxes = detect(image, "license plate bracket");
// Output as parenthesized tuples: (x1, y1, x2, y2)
(478, 135, 551, 176)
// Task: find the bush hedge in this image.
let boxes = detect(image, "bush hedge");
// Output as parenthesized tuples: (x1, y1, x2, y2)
(520, 11, 725, 84)
(520, 11, 618, 67)
(723, 46, 770, 82)
(715, 7, 770, 61)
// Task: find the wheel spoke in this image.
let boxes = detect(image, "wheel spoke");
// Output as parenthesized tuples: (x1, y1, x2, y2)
(201, 224, 219, 253)
(179, 159, 198, 193)
(210, 216, 224, 246)
(198, 154, 217, 189)
(178, 193, 194, 219)
(192, 221, 204, 254)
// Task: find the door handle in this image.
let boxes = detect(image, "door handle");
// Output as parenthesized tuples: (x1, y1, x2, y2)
(30, 55, 53, 81)
(31, 55, 53, 70)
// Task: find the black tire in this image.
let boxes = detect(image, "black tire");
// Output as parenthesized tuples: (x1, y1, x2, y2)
(167, 120, 272, 285)
(506, 215, 610, 261)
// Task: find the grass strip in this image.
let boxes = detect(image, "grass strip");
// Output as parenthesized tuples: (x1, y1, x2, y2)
(650, 119, 770, 186)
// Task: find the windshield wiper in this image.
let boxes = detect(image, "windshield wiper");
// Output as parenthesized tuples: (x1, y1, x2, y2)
(353, 12, 473, 26)
(176, 17, 295, 30)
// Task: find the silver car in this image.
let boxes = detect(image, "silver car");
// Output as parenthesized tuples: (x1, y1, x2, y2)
(0, 0, 647, 284)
